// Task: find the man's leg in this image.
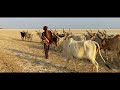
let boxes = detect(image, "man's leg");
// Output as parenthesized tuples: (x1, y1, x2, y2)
(44, 44, 49, 59)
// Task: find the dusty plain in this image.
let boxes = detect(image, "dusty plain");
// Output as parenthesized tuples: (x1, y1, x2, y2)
(0, 29, 120, 72)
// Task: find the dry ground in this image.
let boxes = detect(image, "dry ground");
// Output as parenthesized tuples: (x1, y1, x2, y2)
(0, 29, 120, 73)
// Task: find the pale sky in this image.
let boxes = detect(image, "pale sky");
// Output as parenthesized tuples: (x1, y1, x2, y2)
(0, 18, 120, 29)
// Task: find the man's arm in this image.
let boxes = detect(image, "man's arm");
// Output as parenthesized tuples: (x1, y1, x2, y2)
(41, 32, 44, 40)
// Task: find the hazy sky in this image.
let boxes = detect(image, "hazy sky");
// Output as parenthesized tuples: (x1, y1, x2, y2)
(0, 18, 120, 29)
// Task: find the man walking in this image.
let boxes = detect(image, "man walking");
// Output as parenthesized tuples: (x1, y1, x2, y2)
(41, 26, 52, 59)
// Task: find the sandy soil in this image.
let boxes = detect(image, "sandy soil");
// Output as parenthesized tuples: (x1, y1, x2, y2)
(0, 29, 120, 73)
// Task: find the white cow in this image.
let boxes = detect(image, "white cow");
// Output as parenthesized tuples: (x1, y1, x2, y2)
(56, 33, 86, 52)
(56, 37, 65, 52)
(69, 34, 86, 41)
(25, 31, 33, 41)
(62, 37, 111, 72)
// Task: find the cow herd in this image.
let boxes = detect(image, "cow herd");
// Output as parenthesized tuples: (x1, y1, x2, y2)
(20, 29, 120, 72)
(20, 31, 33, 41)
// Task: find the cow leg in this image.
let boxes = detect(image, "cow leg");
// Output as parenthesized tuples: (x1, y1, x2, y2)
(78, 59, 83, 66)
(110, 51, 115, 61)
(72, 59, 77, 71)
(116, 51, 120, 60)
(51, 43, 56, 50)
(63, 58, 70, 69)
(25, 36, 26, 40)
(110, 50, 119, 62)
(21, 36, 23, 40)
(60, 49, 62, 53)
(103, 49, 108, 60)
(111, 57, 113, 62)
(91, 59, 99, 72)
(23, 36, 25, 40)
(62, 49, 66, 57)
(55, 46, 58, 51)
(105, 50, 109, 60)
(106, 56, 109, 61)
(54, 43, 58, 51)
(27, 37, 29, 41)
(25, 37, 27, 41)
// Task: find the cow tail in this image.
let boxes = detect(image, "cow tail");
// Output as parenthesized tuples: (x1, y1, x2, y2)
(93, 41, 105, 62)
(93, 41, 112, 70)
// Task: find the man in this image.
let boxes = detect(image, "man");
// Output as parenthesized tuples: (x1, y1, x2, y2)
(41, 26, 52, 59)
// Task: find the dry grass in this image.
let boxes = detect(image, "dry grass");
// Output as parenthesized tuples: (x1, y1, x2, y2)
(0, 29, 120, 72)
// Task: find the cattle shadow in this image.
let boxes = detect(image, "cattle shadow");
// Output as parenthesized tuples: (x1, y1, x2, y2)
(7, 48, 117, 72)
(96, 55, 120, 71)
(36, 45, 64, 59)
(27, 44, 58, 53)
(7, 48, 41, 58)
(11, 38, 40, 43)
(27, 44, 119, 72)
(6, 48, 75, 72)
(106, 58, 120, 69)
(10, 37, 43, 49)
(12, 38, 24, 42)
(28, 44, 44, 50)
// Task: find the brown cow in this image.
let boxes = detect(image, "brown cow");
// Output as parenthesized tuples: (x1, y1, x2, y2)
(101, 34, 120, 61)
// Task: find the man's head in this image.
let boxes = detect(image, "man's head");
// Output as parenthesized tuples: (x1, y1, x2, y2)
(43, 26, 48, 31)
